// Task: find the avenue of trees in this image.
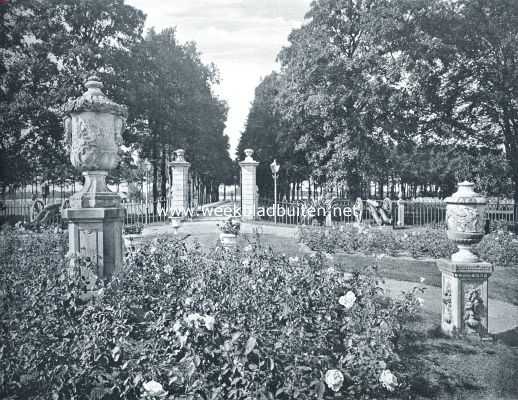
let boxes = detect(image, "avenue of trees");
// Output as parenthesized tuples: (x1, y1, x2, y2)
(0, 0, 233, 203)
(238, 0, 517, 201)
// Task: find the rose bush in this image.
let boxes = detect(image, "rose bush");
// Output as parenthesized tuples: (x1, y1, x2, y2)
(299, 225, 457, 259)
(1, 228, 421, 399)
(474, 230, 518, 267)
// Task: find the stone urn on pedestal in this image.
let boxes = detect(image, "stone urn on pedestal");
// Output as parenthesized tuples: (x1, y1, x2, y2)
(61, 75, 128, 280)
(218, 217, 240, 250)
(437, 181, 493, 337)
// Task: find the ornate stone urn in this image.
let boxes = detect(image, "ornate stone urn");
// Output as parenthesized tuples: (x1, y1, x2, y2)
(438, 181, 493, 337)
(62, 75, 128, 279)
(445, 181, 486, 263)
(63, 76, 128, 208)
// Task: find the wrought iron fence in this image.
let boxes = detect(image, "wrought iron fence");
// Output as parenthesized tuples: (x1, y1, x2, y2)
(257, 198, 518, 228)
(3, 195, 517, 229)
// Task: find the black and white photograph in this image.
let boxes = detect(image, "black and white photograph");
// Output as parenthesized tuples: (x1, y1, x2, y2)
(1, 0, 517, 398)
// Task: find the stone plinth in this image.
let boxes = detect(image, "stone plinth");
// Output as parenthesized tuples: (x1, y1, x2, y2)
(239, 149, 259, 221)
(437, 259, 493, 336)
(63, 208, 125, 280)
(169, 149, 190, 214)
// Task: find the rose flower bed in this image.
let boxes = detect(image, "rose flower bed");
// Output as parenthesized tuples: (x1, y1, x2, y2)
(299, 224, 518, 266)
(298, 225, 457, 259)
(1, 227, 421, 399)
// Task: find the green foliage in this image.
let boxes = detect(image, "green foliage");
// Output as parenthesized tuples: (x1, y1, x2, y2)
(239, 0, 518, 200)
(1, 231, 421, 399)
(217, 217, 240, 235)
(123, 224, 144, 235)
(0, 0, 145, 187)
(300, 225, 518, 266)
(299, 226, 457, 259)
(124, 28, 233, 201)
(475, 231, 518, 267)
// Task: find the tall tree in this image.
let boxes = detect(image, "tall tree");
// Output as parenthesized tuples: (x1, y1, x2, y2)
(401, 0, 518, 200)
(276, 0, 416, 198)
(0, 0, 145, 189)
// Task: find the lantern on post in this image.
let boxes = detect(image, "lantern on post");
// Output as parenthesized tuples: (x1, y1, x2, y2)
(270, 159, 280, 224)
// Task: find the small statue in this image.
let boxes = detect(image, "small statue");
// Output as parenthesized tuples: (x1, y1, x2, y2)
(352, 198, 363, 225)
(366, 198, 393, 226)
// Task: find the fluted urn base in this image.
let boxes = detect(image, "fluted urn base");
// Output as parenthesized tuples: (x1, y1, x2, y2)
(70, 171, 121, 209)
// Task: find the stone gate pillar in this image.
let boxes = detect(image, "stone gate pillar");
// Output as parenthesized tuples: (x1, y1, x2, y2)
(169, 149, 190, 214)
(62, 76, 128, 280)
(239, 149, 259, 221)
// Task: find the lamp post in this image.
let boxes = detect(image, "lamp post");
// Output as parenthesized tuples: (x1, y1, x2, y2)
(144, 160, 152, 225)
(270, 159, 280, 224)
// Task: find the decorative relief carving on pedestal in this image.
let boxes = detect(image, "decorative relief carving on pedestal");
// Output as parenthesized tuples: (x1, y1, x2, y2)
(443, 282, 452, 324)
(463, 285, 484, 333)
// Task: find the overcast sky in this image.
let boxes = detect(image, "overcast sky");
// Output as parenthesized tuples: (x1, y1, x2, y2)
(125, 0, 311, 158)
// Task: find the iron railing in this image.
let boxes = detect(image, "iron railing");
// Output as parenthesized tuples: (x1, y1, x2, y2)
(256, 198, 517, 228)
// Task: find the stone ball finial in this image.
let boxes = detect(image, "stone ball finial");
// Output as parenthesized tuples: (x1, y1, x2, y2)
(244, 148, 254, 161)
(175, 149, 186, 161)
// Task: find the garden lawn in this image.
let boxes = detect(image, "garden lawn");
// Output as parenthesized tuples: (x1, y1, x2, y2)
(400, 309, 518, 400)
(327, 253, 518, 307)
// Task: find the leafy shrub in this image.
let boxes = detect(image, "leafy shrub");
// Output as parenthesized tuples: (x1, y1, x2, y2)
(475, 231, 518, 266)
(1, 231, 420, 399)
(399, 229, 456, 259)
(299, 225, 456, 259)
(123, 223, 144, 235)
(217, 217, 241, 235)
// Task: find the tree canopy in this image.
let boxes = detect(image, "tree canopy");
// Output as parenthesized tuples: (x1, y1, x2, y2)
(0, 0, 233, 201)
(238, 0, 517, 200)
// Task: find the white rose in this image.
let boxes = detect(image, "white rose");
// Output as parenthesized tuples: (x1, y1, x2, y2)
(379, 369, 398, 392)
(184, 313, 203, 325)
(172, 320, 182, 333)
(325, 369, 344, 392)
(339, 291, 356, 309)
(204, 315, 215, 331)
(142, 380, 167, 397)
(417, 297, 424, 307)
(288, 256, 300, 265)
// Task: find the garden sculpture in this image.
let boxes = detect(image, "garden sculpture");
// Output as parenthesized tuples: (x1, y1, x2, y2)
(366, 198, 392, 226)
(352, 197, 363, 224)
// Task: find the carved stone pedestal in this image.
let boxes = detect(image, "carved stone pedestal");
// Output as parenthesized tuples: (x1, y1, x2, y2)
(63, 208, 125, 280)
(437, 260, 493, 337)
